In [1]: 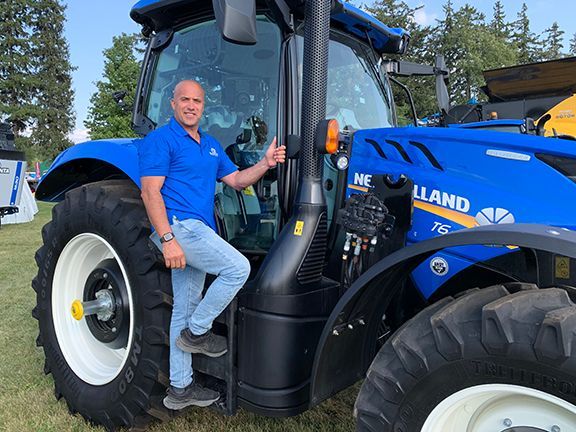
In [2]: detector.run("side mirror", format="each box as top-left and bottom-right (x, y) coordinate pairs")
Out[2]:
(434, 55), (450, 115)
(212, 0), (257, 45)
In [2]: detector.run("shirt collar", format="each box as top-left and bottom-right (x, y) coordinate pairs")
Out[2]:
(169, 117), (204, 141)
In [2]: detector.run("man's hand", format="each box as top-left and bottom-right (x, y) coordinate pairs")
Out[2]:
(162, 239), (186, 269)
(264, 137), (286, 168)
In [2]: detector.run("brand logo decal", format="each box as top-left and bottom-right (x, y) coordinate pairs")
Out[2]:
(353, 172), (372, 187)
(414, 185), (470, 213)
(209, 147), (218, 157)
(430, 257), (449, 276)
(475, 208), (515, 225)
(0, 167), (9, 175)
(556, 110), (574, 119)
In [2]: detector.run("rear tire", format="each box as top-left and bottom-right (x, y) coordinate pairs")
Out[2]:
(32, 180), (173, 431)
(355, 284), (576, 431)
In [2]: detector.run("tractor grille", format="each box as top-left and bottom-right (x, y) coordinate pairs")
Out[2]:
(297, 212), (327, 285)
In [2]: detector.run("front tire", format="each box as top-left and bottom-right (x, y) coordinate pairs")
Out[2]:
(355, 284), (576, 431)
(32, 180), (173, 430)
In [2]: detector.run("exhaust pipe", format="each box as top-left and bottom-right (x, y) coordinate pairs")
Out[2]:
(297, 0), (331, 204)
(250, 0), (331, 292)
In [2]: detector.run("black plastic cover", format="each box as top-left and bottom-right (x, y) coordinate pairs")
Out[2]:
(212, 0), (258, 45)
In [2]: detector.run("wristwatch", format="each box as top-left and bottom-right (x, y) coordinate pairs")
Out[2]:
(160, 232), (175, 243)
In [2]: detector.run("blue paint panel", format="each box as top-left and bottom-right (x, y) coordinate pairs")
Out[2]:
(131, 1), (408, 54)
(347, 126), (576, 298)
(38, 138), (143, 190)
(411, 245), (514, 299)
(10, 161), (23, 205)
(132, 0), (159, 9)
(332, 3), (408, 54)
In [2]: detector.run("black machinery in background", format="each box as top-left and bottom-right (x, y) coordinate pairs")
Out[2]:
(0, 123), (27, 228)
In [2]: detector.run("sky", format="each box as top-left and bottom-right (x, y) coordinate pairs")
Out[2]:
(63, 0), (576, 143)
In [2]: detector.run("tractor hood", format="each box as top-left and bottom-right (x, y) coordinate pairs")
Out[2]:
(130, 0), (409, 54)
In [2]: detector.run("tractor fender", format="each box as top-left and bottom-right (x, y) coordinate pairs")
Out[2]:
(35, 138), (142, 201)
(309, 223), (576, 407)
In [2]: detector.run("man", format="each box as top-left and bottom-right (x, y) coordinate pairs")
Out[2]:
(138, 80), (286, 410)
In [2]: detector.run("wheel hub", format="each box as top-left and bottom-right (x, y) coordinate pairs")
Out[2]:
(75, 259), (130, 349)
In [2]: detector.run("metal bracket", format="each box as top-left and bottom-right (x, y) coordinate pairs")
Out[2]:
(331, 316), (366, 336)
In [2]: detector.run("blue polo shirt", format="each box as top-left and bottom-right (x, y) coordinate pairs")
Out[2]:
(138, 117), (238, 230)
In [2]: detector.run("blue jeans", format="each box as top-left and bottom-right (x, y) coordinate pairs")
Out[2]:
(151, 218), (250, 388)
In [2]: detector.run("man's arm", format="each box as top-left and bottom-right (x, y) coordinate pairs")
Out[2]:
(222, 137), (286, 190)
(140, 176), (186, 269)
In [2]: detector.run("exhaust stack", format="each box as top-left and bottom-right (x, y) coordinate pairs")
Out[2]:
(296, 0), (331, 204)
(237, 1), (339, 414)
(250, 0), (331, 291)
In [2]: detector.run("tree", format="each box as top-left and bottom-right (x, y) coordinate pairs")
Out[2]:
(0, 0), (75, 161)
(430, 3), (517, 105)
(511, 3), (542, 63)
(490, 1), (510, 40)
(0, 0), (36, 135)
(365, 0), (437, 122)
(29, 0), (76, 160)
(85, 33), (142, 140)
(541, 22), (564, 60)
(570, 33), (576, 55)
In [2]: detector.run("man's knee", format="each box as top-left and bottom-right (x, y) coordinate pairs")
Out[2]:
(235, 254), (251, 283)
(220, 251), (250, 284)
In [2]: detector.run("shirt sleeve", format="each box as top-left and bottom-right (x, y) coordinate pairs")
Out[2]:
(216, 142), (238, 181)
(138, 132), (171, 177)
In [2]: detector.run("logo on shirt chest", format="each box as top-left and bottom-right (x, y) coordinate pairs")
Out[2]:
(209, 147), (218, 157)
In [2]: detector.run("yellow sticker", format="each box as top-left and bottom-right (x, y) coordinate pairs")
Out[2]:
(294, 220), (304, 236)
(242, 186), (255, 196)
(555, 256), (570, 279)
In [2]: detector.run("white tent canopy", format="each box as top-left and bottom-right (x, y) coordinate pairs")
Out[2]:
(2, 183), (38, 224)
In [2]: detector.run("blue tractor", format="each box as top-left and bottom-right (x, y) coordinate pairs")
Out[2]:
(33, 1), (576, 431)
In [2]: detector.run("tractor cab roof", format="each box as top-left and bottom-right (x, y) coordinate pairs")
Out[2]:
(130, 0), (409, 54)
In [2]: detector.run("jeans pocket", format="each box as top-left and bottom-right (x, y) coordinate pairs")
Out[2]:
(175, 218), (204, 237)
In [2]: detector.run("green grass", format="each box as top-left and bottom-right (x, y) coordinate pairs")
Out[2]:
(0, 202), (357, 431)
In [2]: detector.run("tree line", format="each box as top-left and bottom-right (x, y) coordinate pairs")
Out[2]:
(1, 0), (575, 161)
(0, 0), (74, 161)
(367, 0), (576, 121)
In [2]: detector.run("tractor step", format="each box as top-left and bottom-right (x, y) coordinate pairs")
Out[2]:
(192, 298), (238, 416)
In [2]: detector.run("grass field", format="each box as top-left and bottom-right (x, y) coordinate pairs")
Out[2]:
(0, 201), (357, 431)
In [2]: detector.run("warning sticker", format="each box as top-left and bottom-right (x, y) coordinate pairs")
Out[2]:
(294, 221), (304, 236)
(555, 256), (570, 279)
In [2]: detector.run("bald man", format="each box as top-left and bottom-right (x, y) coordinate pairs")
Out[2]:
(138, 80), (285, 410)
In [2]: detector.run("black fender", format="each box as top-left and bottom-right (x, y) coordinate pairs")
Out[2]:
(309, 223), (576, 406)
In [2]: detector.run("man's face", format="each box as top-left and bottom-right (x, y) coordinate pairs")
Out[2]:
(171, 81), (205, 131)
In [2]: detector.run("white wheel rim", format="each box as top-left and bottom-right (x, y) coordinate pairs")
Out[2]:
(422, 384), (576, 432)
(52, 233), (134, 385)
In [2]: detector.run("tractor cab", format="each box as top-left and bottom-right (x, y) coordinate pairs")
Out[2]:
(130, 0), (406, 262)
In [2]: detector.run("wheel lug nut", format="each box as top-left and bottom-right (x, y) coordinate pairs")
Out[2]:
(503, 418), (512, 427)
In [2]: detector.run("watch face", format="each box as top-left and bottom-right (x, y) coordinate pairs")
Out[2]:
(161, 232), (174, 243)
